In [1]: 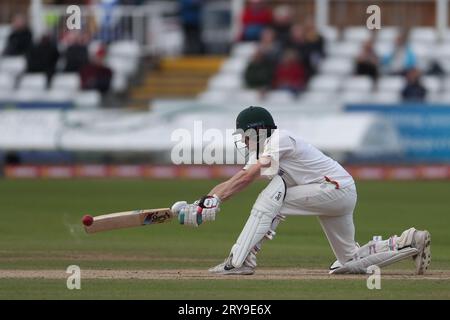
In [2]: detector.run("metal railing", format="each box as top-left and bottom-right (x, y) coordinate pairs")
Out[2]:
(38, 2), (179, 55)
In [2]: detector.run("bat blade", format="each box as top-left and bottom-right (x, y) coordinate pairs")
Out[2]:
(84, 208), (173, 234)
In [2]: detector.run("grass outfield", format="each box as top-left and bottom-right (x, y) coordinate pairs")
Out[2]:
(0, 179), (449, 299)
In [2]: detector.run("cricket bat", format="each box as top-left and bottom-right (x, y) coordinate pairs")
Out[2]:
(83, 208), (174, 234)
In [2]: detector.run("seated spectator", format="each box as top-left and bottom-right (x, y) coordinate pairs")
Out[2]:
(286, 24), (306, 61)
(381, 31), (416, 75)
(402, 68), (427, 102)
(244, 48), (273, 90)
(302, 18), (325, 79)
(272, 5), (293, 47)
(273, 49), (306, 95)
(258, 28), (282, 62)
(3, 14), (33, 56)
(241, 0), (272, 41)
(80, 45), (113, 94)
(26, 34), (60, 83)
(63, 32), (89, 72)
(355, 39), (379, 81)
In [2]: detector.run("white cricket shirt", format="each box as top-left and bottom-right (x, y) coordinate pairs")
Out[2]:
(244, 129), (355, 188)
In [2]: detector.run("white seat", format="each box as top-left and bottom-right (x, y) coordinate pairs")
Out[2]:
(0, 24), (11, 39)
(431, 43), (450, 60)
(339, 90), (370, 104)
(44, 89), (74, 102)
(435, 92), (450, 103)
(18, 74), (47, 91)
(410, 27), (437, 43)
(327, 41), (361, 58)
(234, 90), (261, 103)
(320, 26), (339, 42)
(441, 76), (450, 90)
(377, 76), (405, 92)
(231, 42), (257, 60)
(422, 76), (441, 94)
(74, 91), (101, 109)
(51, 73), (80, 91)
(0, 56), (26, 77)
(108, 40), (141, 59)
(308, 75), (342, 92)
(319, 58), (353, 75)
(410, 42), (432, 60)
(342, 76), (373, 92)
(343, 27), (371, 42)
(374, 41), (394, 57)
(12, 89), (45, 102)
(106, 56), (136, 75)
(220, 58), (247, 74)
(0, 73), (15, 91)
(371, 91), (401, 104)
(299, 91), (335, 104)
(208, 74), (243, 91)
(263, 90), (295, 104)
(377, 27), (399, 42)
(198, 90), (228, 103)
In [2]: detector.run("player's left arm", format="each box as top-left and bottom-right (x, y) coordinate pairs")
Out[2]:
(208, 157), (271, 201)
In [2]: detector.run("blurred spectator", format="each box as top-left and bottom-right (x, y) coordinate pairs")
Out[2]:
(244, 48), (274, 90)
(241, 0), (272, 41)
(355, 39), (379, 81)
(286, 24), (307, 61)
(63, 32), (89, 72)
(402, 68), (427, 102)
(258, 28), (281, 62)
(3, 14), (33, 56)
(80, 45), (113, 94)
(26, 35), (60, 83)
(302, 18), (325, 79)
(178, 0), (205, 54)
(381, 31), (416, 75)
(273, 49), (306, 95)
(272, 5), (293, 47)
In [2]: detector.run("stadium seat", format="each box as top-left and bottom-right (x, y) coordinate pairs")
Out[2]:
(0, 56), (26, 77)
(327, 41), (361, 58)
(411, 42), (432, 60)
(422, 76), (441, 94)
(74, 91), (101, 109)
(340, 90), (370, 104)
(342, 76), (373, 92)
(0, 73), (15, 91)
(377, 76), (405, 92)
(198, 90), (228, 103)
(431, 43), (450, 60)
(13, 89), (45, 102)
(208, 74), (243, 91)
(343, 26), (371, 42)
(320, 26), (339, 42)
(374, 41), (394, 57)
(44, 89), (74, 102)
(0, 24), (10, 39)
(231, 42), (257, 60)
(371, 91), (401, 104)
(376, 27), (399, 42)
(106, 56), (137, 76)
(108, 40), (141, 59)
(0, 90), (11, 101)
(220, 58), (247, 74)
(263, 90), (295, 104)
(234, 89), (261, 103)
(18, 73), (47, 91)
(410, 27), (437, 43)
(308, 75), (342, 92)
(298, 91), (336, 104)
(111, 73), (128, 93)
(319, 58), (353, 75)
(51, 73), (80, 92)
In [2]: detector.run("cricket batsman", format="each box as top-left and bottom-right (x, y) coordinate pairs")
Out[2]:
(171, 106), (431, 275)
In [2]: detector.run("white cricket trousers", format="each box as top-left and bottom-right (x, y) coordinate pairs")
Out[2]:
(280, 181), (358, 264)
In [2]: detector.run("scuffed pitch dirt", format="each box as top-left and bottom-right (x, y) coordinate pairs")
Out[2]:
(1, 269), (450, 280)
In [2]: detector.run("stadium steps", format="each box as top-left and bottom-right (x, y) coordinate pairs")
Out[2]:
(128, 56), (224, 108)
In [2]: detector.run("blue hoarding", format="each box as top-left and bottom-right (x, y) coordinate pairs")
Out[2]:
(346, 104), (450, 163)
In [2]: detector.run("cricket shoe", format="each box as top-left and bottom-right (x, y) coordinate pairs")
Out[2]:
(208, 256), (255, 275)
(411, 229), (431, 275)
